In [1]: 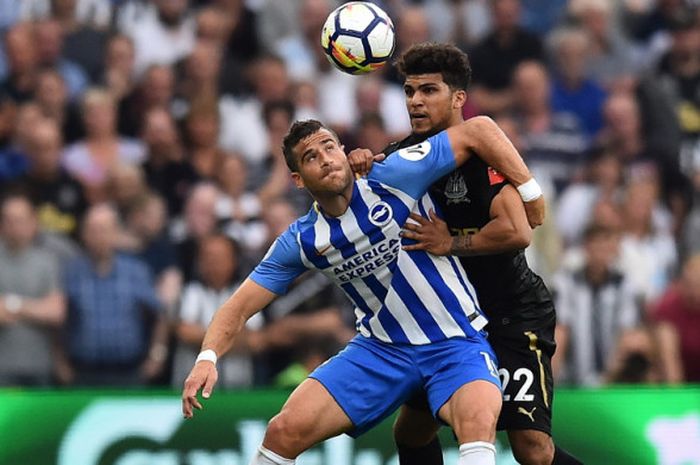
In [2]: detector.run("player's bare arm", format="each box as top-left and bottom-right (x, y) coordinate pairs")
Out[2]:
(402, 185), (532, 256)
(182, 278), (277, 418)
(446, 117), (545, 227)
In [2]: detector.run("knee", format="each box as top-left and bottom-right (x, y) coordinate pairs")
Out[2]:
(265, 411), (313, 456)
(452, 409), (498, 443)
(510, 432), (554, 465)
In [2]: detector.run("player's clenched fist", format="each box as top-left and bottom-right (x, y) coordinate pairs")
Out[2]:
(182, 361), (218, 418)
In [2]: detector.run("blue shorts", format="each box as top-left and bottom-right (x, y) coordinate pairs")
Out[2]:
(308, 333), (500, 437)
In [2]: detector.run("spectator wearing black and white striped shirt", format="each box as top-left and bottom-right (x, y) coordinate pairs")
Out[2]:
(552, 223), (641, 386)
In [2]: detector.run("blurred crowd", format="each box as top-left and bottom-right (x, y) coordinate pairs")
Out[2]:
(0, 0), (699, 390)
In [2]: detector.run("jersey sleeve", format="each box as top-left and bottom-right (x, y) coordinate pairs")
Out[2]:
(370, 130), (456, 199)
(249, 226), (307, 295)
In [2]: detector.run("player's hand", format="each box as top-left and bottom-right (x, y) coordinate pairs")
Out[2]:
(182, 361), (218, 419)
(347, 148), (385, 176)
(401, 210), (452, 256)
(524, 196), (546, 228)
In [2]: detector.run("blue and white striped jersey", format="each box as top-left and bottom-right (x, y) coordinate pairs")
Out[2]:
(250, 130), (487, 345)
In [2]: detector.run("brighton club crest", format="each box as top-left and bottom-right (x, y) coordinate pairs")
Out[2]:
(444, 173), (470, 204)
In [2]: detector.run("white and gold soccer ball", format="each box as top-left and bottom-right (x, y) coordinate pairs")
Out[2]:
(320, 1), (395, 75)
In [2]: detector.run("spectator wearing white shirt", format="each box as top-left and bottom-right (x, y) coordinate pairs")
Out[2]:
(553, 223), (641, 386)
(172, 234), (264, 388)
(121, 0), (196, 76)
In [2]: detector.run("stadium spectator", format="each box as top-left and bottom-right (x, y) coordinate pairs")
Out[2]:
(118, 64), (177, 137)
(618, 174), (677, 304)
(102, 34), (137, 105)
(178, 40), (224, 105)
(122, 0), (196, 76)
(549, 26), (608, 137)
(33, 68), (83, 144)
(183, 99), (226, 180)
(0, 102), (44, 181)
(216, 155), (268, 254)
(652, 254), (700, 383)
(210, 0), (261, 66)
(597, 92), (682, 194)
(275, 0), (333, 82)
(469, 0), (544, 114)
(655, 8), (700, 180)
(58, 203), (167, 386)
(511, 60), (588, 192)
(105, 163), (148, 219)
(52, 0), (110, 82)
(1, 22), (40, 104)
(553, 223), (641, 386)
(556, 148), (624, 246)
(172, 234), (264, 388)
(567, 0), (644, 87)
(354, 76), (410, 139)
(63, 88), (145, 202)
(0, 192), (65, 386)
(14, 118), (87, 237)
(171, 182), (221, 283)
(123, 191), (182, 315)
(140, 106), (198, 216)
(34, 18), (89, 100)
(194, 6), (245, 96)
(219, 54), (289, 163)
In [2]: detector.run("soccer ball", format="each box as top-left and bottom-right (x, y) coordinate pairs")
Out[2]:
(320, 2), (395, 75)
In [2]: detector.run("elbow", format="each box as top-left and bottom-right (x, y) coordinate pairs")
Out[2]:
(510, 224), (532, 250)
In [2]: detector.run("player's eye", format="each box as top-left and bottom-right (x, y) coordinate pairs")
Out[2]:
(404, 88), (414, 97)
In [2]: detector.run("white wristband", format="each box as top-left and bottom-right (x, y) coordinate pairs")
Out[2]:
(517, 178), (542, 202)
(195, 349), (218, 365)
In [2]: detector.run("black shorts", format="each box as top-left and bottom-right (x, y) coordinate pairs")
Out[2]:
(489, 311), (556, 434)
(405, 311), (556, 435)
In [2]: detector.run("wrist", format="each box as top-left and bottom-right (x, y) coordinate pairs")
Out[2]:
(196, 349), (218, 365)
(517, 178), (542, 202)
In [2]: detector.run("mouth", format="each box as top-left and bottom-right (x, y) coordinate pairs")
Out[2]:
(410, 113), (428, 123)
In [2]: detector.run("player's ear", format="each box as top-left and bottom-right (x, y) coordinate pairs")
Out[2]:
(291, 172), (305, 189)
(453, 89), (467, 109)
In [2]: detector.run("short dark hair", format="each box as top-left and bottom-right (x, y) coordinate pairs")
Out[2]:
(282, 119), (336, 171)
(396, 42), (472, 91)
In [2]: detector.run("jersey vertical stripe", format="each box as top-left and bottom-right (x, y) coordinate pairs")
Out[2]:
(287, 178), (488, 345)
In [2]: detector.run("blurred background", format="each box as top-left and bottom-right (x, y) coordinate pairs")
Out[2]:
(0, 0), (698, 464)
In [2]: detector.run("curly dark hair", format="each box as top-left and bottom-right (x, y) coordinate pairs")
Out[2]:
(282, 119), (339, 171)
(395, 42), (472, 91)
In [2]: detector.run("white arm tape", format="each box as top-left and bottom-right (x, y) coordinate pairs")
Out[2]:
(516, 178), (543, 202)
(195, 349), (218, 365)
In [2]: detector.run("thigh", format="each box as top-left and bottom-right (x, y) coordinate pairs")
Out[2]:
(491, 318), (556, 435)
(309, 336), (422, 437)
(276, 377), (355, 441)
(419, 335), (502, 420)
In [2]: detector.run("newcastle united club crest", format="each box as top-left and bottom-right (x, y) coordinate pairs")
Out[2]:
(444, 172), (470, 204)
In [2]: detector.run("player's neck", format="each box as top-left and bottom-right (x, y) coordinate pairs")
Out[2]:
(314, 183), (354, 217)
